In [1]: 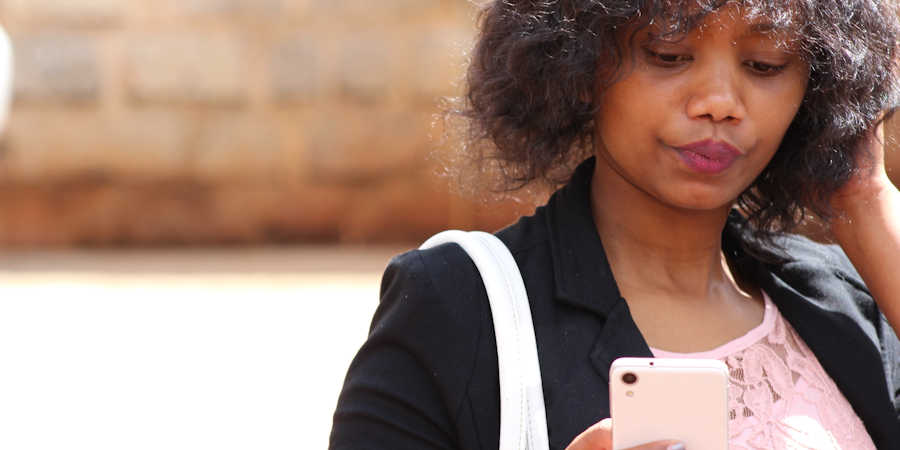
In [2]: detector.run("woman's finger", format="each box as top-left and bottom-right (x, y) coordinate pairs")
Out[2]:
(566, 418), (684, 450)
(630, 440), (685, 450)
(566, 418), (613, 450)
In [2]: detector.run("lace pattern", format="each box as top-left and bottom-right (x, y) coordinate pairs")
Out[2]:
(652, 295), (875, 449)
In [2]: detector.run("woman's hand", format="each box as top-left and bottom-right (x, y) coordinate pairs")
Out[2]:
(830, 119), (894, 211)
(565, 418), (685, 450)
(830, 118), (900, 334)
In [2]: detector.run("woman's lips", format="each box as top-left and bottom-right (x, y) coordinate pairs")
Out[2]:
(673, 140), (742, 174)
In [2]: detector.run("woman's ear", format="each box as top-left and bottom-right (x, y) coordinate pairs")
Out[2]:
(0, 24), (12, 136)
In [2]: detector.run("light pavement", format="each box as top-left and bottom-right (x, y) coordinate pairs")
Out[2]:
(0, 246), (409, 450)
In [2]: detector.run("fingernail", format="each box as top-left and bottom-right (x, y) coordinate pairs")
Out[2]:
(667, 444), (685, 450)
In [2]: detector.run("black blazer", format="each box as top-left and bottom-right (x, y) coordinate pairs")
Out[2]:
(330, 158), (900, 450)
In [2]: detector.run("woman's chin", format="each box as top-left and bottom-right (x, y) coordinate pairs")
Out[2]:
(662, 192), (738, 214)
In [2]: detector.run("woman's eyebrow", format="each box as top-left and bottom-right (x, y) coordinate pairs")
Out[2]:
(644, 29), (688, 43)
(740, 22), (789, 38)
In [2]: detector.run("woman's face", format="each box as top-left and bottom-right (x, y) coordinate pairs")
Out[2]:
(592, 4), (809, 212)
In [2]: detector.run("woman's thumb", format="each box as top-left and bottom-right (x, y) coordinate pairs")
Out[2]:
(632, 441), (684, 450)
(566, 418), (685, 450)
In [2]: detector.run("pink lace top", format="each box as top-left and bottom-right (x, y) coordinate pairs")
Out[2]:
(650, 293), (875, 449)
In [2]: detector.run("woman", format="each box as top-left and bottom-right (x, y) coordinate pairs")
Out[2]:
(331, 1), (900, 448)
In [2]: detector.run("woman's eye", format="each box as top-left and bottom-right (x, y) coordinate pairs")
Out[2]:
(644, 49), (691, 67)
(745, 60), (788, 75)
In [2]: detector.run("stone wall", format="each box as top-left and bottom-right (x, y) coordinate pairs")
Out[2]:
(0, 1), (898, 247)
(0, 0), (536, 246)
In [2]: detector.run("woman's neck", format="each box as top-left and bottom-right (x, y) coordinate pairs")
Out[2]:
(590, 161), (746, 304)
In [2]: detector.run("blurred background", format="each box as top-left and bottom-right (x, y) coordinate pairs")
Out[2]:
(0, 1), (899, 450)
(0, 1), (537, 449)
(0, 0), (530, 247)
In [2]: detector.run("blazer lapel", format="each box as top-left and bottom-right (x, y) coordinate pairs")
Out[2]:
(544, 299), (653, 450)
(589, 300), (654, 382)
(540, 158), (659, 448)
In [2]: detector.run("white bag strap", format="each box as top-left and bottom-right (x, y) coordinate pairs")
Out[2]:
(0, 25), (13, 135)
(420, 230), (549, 450)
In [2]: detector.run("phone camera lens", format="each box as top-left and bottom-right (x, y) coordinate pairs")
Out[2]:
(622, 372), (638, 385)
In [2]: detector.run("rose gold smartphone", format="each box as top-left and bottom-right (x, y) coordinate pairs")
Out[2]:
(610, 357), (729, 450)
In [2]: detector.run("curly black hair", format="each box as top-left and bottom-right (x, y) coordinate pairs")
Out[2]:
(450, 0), (900, 247)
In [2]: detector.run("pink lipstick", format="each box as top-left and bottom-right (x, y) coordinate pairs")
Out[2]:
(674, 140), (742, 174)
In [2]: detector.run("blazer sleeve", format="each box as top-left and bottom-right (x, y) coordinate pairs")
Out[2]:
(329, 246), (489, 450)
(823, 243), (900, 418)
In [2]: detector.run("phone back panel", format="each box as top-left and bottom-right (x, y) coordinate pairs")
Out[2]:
(610, 357), (729, 450)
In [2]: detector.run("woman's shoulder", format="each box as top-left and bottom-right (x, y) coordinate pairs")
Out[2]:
(770, 233), (869, 295)
(372, 212), (555, 365)
(332, 243), (499, 450)
(765, 233), (897, 344)
(378, 242), (490, 335)
(383, 233), (546, 313)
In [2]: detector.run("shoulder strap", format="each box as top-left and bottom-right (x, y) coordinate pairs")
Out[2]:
(0, 25), (12, 135)
(420, 230), (549, 450)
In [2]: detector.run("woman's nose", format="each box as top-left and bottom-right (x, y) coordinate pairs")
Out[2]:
(684, 63), (746, 124)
